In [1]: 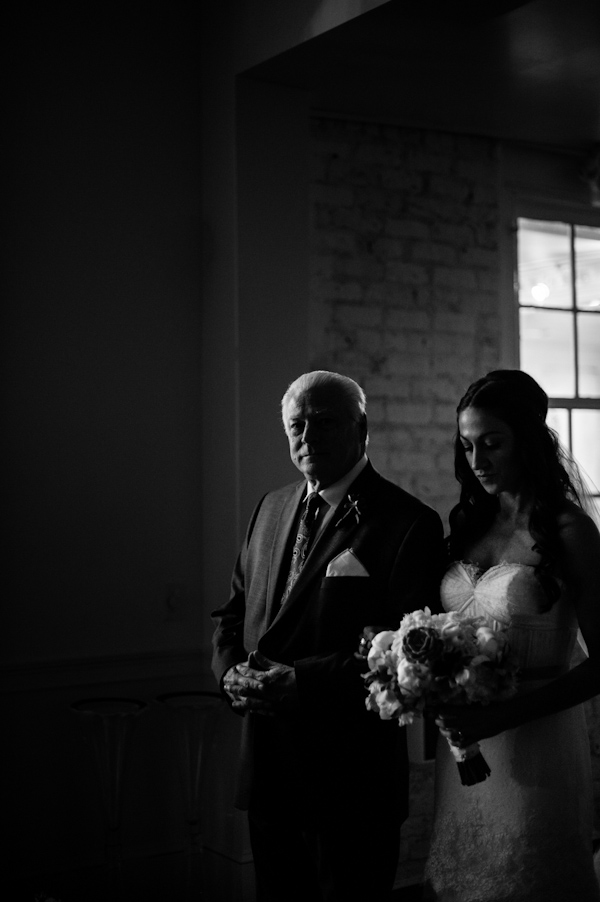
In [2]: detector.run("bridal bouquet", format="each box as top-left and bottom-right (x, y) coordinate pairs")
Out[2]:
(359, 608), (518, 785)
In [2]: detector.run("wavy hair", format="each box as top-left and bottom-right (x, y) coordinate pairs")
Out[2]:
(281, 370), (367, 426)
(448, 370), (583, 606)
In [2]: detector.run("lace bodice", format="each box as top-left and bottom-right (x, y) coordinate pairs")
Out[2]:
(441, 560), (579, 675)
(425, 561), (599, 902)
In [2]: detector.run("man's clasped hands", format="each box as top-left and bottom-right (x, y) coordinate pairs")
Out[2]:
(223, 650), (298, 715)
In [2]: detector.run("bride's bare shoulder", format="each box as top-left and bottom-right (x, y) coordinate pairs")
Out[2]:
(557, 501), (600, 556)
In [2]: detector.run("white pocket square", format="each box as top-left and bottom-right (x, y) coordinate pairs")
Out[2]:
(326, 549), (369, 577)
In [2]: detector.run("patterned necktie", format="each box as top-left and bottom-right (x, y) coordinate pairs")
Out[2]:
(280, 492), (324, 605)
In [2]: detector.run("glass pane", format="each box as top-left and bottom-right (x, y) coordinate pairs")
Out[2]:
(588, 497), (600, 530)
(572, 410), (600, 490)
(577, 312), (600, 397)
(517, 218), (572, 309)
(519, 308), (575, 396)
(574, 225), (600, 311)
(547, 408), (570, 451)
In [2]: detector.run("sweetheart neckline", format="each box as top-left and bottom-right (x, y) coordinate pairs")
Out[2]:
(452, 560), (566, 597)
(458, 559), (537, 576)
(454, 560), (542, 588)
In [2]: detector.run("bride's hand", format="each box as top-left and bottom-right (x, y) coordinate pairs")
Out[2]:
(435, 702), (511, 747)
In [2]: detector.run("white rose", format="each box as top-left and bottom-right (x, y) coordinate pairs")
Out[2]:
(375, 687), (402, 720)
(396, 658), (431, 695)
(440, 619), (465, 642)
(398, 710), (416, 727)
(475, 626), (506, 660)
(454, 667), (471, 686)
(367, 630), (396, 669)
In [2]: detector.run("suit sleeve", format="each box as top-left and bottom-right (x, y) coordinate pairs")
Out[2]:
(388, 506), (446, 618)
(294, 505), (445, 707)
(210, 497), (265, 688)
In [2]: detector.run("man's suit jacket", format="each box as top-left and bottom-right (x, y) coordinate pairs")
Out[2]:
(212, 461), (444, 822)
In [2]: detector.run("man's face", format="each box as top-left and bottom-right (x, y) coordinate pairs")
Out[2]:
(283, 387), (367, 490)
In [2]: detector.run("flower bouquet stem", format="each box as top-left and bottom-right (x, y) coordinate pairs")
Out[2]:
(447, 739), (491, 786)
(359, 610), (518, 790)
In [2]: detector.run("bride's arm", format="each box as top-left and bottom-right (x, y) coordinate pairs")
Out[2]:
(438, 508), (600, 746)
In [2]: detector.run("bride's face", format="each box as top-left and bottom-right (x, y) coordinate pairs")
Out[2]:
(458, 406), (523, 496)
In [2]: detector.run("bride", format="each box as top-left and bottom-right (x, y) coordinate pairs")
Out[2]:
(424, 370), (600, 902)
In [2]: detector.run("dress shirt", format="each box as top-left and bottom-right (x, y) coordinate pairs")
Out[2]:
(305, 454), (369, 540)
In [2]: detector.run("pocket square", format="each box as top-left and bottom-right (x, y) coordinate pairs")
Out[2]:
(326, 548), (369, 577)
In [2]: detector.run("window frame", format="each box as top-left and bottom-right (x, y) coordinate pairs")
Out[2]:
(509, 197), (600, 504)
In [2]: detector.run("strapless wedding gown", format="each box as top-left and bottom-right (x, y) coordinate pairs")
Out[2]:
(423, 561), (599, 902)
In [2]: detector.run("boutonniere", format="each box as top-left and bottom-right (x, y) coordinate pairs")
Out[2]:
(334, 493), (366, 528)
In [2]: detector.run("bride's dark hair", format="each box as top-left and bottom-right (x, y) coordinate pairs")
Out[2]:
(448, 370), (583, 606)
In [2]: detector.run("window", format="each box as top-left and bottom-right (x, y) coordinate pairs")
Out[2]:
(517, 217), (600, 517)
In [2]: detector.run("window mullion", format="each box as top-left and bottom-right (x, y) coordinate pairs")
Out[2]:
(570, 224), (580, 399)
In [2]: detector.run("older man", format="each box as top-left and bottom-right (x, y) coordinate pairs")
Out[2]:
(212, 370), (444, 902)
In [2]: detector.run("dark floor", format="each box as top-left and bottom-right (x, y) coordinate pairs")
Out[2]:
(392, 888), (423, 901)
(26, 852), (425, 902)
(18, 850), (252, 902)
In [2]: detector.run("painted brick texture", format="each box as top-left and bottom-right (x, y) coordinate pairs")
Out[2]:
(307, 116), (600, 885)
(309, 117), (501, 526)
(308, 117), (504, 884)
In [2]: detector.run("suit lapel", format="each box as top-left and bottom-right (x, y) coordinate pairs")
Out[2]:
(265, 481), (305, 623)
(270, 464), (381, 621)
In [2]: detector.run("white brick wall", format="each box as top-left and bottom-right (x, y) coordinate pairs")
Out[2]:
(307, 116), (600, 882)
(307, 117), (504, 883)
(309, 116), (501, 526)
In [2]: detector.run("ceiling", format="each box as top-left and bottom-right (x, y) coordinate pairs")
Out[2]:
(245, 0), (600, 154)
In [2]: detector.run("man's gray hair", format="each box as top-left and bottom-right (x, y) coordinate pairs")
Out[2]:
(281, 370), (367, 425)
